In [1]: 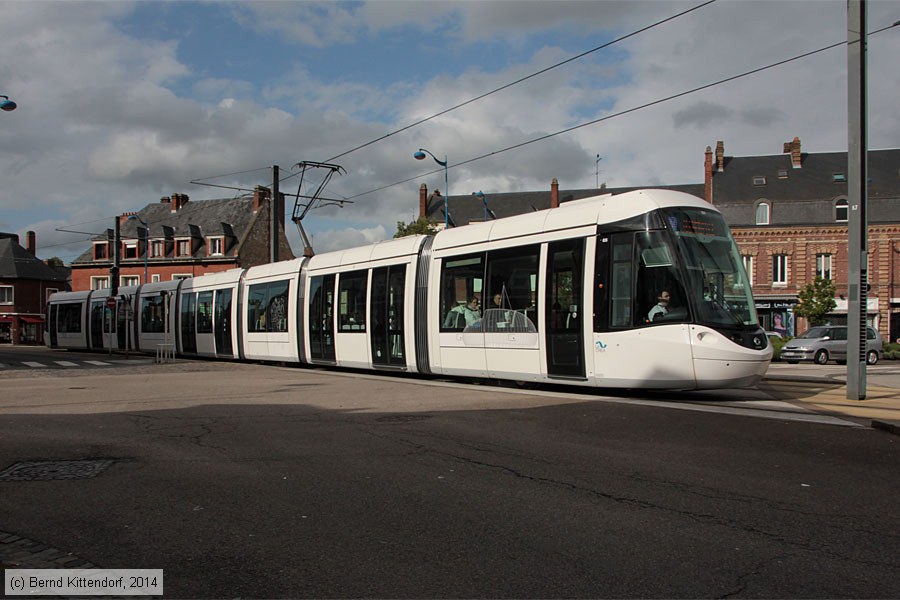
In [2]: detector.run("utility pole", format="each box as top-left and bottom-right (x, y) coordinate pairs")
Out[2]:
(270, 164), (280, 263)
(109, 218), (120, 297)
(847, 0), (868, 400)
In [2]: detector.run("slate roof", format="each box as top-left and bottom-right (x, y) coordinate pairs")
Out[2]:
(71, 196), (260, 264)
(429, 183), (705, 226)
(0, 237), (69, 282)
(712, 148), (900, 226)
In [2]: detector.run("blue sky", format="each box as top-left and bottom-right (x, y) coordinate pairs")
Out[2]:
(1, 1), (898, 262)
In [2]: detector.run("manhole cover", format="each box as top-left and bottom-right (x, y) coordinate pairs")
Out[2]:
(0, 459), (115, 481)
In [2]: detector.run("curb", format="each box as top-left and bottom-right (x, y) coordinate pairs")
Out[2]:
(872, 420), (900, 436)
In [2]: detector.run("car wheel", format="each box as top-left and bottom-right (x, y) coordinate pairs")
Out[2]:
(814, 349), (829, 365)
(867, 350), (879, 365)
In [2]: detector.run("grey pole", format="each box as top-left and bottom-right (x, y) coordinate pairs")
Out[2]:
(847, 0), (868, 400)
(271, 164), (280, 263)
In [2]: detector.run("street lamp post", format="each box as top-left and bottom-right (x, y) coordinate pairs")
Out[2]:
(0, 95), (17, 112)
(473, 191), (490, 222)
(413, 148), (449, 229)
(127, 215), (149, 284)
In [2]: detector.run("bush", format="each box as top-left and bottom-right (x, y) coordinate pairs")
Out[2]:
(770, 336), (791, 361)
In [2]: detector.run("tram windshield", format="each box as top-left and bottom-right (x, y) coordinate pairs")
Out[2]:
(662, 207), (759, 329)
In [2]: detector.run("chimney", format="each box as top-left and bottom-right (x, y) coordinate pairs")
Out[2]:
(783, 136), (802, 168)
(253, 185), (270, 212)
(715, 140), (725, 172)
(26, 231), (36, 255)
(171, 193), (190, 212)
(419, 184), (428, 219)
(550, 178), (559, 209)
(704, 145), (714, 204)
(160, 196), (171, 204)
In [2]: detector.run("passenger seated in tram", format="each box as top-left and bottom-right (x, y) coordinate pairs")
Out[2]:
(443, 297), (481, 329)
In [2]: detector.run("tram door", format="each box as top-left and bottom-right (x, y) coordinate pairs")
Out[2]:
(214, 289), (233, 356)
(48, 305), (58, 348)
(180, 292), (197, 354)
(370, 266), (406, 367)
(309, 274), (336, 362)
(545, 239), (585, 378)
(90, 301), (104, 349)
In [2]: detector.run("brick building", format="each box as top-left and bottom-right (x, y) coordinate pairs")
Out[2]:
(0, 231), (70, 345)
(416, 137), (900, 341)
(70, 187), (294, 291)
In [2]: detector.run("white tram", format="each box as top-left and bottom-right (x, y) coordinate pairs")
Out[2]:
(47, 189), (772, 389)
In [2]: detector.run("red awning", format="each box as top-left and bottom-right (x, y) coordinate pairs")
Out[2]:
(0, 316), (13, 323)
(19, 316), (45, 324)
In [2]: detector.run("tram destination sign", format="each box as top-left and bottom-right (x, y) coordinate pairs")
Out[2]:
(666, 212), (726, 237)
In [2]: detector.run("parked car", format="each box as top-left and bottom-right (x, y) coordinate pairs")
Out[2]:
(780, 325), (883, 365)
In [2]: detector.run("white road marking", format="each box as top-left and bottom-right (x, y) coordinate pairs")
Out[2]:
(84, 360), (111, 366)
(23, 361), (47, 368)
(54, 361), (79, 367)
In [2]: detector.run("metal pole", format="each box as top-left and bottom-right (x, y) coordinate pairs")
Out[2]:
(271, 164), (280, 263)
(443, 157), (449, 230)
(143, 226), (149, 283)
(110, 218), (120, 297)
(847, 0), (868, 400)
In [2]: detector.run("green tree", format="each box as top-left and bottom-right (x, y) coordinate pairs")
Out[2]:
(793, 277), (837, 327)
(46, 257), (65, 267)
(394, 217), (439, 238)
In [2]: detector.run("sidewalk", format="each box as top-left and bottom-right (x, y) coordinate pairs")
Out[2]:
(762, 369), (900, 434)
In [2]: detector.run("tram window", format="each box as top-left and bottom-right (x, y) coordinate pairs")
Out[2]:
(485, 245), (539, 332)
(247, 280), (290, 333)
(58, 303), (83, 333)
(440, 254), (484, 331)
(609, 237), (634, 328)
(197, 291), (213, 334)
(635, 231), (688, 326)
(338, 270), (368, 332)
(141, 295), (166, 333)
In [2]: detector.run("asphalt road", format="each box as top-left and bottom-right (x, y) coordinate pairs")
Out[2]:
(1, 360), (899, 598)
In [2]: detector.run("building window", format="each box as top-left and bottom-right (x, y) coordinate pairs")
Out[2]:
(151, 240), (164, 258)
(91, 277), (110, 290)
(46, 288), (59, 302)
(172, 274), (191, 281)
(93, 242), (108, 260)
(832, 173), (847, 183)
(0, 285), (13, 304)
(121, 275), (140, 287)
(777, 169), (788, 179)
(752, 176), (766, 186)
(755, 202), (770, 225)
(177, 240), (191, 257)
(208, 237), (224, 256)
(816, 254), (833, 280)
(151, 274), (161, 283)
(741, 255), (754, 286)
(123, 241), (138, 259)
(773, 255), (788, 285)
(835, 199), (849, 222)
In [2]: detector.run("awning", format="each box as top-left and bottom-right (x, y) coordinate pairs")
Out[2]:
(0, 316), (12, 324)
(19, 316), (45, 324)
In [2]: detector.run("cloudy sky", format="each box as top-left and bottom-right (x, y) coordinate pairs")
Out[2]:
(1, 0), (898, 261)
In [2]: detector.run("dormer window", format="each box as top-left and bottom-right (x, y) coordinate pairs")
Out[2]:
(208, 237), (224, 256)
(835, 199), (849, 222)
(93, 242), (108, 260)
(752, 176), (766, 186)
(777, 169), (788, 179)
(176, 239), (192, 257)
(832, 173), (847, 183)
(124, 241), (138, 259)
(151, 240), (164, 258)
(755, 201), (770, 225)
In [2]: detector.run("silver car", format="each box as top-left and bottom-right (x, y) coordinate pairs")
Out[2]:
(781, 325), (883, 365)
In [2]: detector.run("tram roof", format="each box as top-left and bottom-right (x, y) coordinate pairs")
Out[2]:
(432, 188), (715, 252)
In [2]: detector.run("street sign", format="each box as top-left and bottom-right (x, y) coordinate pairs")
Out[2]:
(106, 296), (116, 309)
